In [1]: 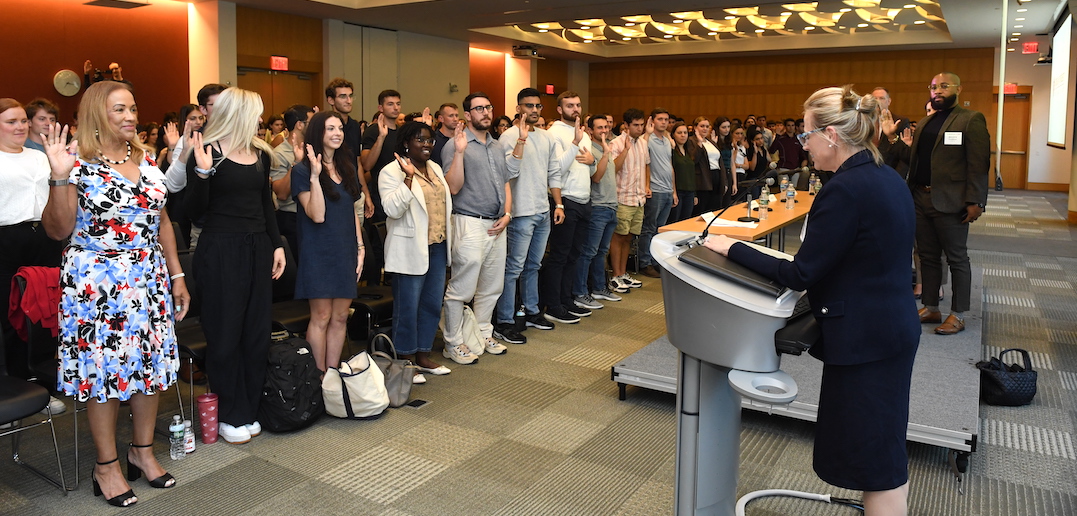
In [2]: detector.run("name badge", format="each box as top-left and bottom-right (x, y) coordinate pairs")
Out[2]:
(944, 132), (963, 145)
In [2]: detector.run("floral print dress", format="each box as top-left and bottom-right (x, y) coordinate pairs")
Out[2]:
(57, 157), (178, 402)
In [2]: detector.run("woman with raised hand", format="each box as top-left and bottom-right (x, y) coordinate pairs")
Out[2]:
(185, 87), (285, 445)
(40, 82), (189, 508)
(379, 121), (453, 383)
(291, 111), (364, 372)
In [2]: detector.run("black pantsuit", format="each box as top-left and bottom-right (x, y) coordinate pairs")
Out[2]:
(539, 198), (591, 310)
(194, 231), (274, 426)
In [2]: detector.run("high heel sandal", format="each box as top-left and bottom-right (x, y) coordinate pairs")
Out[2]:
(127, 443), (177, 488)
(92, 458), (137, 507)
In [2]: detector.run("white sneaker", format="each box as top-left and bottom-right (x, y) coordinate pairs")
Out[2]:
(443, 344), (478, 365)
(619, 274), (643, 288)
(608, 277), (630, 293)
(412, 373), (427, 384)
(219, 422), (251, 444)
(41, 396), (66, 416)
(573, 294), (604, 310)
(591, 288), (623, 302)
(484, 337), (507, 355)
(245, 421), (261, 437)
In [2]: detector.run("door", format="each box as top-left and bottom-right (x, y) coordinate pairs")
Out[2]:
(992, 91), (1032, 190)
(237, 68), (317, 122)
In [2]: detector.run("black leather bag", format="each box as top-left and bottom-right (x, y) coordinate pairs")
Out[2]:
(976, 348), (1037, 406)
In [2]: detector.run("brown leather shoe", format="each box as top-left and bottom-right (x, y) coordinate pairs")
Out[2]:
(640, 265), (661, 278)
(934, 314), (965, 335)
(918, 307), (942, 324)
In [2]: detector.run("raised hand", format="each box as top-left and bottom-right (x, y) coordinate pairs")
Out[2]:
(452, 122), (466, 150)
(394, 152), (416, 178)
(162, 121), (179, 149)
(880, 109), (898, 137)
(306, 144), (322, 177)
(83, 60), (93, 75)
(291, 131), (305, 163)
(645, 117), (655, 135)
(572, 116), (585, 145)
(43, 123), (78, 179)
(190, 132), (214, 173)
(420, 107), (432, 127)
(515, 115), (529, 140)
(377, 113), (389, 137)
(900, 127), (913, 146)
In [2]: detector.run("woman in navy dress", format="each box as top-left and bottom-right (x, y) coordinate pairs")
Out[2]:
(292, 111), (364, 372)
(705, 86), (920, 515)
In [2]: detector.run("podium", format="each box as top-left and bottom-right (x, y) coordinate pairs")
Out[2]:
(651, 231), (802, 516)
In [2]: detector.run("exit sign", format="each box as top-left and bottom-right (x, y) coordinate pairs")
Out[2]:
(270, 56), (289, 71)
(1003, 83), (1018, 95)
(546, 84), (555, 95)
(1022, 41), (1039, 54)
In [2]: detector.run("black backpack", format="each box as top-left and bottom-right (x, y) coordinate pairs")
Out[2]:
(258, 337), (324, 432)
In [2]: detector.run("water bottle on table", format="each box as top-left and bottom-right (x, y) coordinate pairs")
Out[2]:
(785, 185), (796, 210)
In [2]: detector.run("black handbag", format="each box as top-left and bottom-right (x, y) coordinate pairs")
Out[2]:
(976, 348), (1037, 406)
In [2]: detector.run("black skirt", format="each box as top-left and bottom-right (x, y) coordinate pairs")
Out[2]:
(812, 343), (918, 491)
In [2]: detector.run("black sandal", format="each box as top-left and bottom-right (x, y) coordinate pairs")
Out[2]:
(127, 443), (177, 488)
(93, 458), (137, 507)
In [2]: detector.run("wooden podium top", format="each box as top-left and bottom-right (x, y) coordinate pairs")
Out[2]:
(659, 192), (816, 241)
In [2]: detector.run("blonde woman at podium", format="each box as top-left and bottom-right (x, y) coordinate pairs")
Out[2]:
(704, 86), (920, 516)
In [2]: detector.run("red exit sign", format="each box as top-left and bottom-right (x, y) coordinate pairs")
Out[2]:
(270, 56), (289, 71)
(1022, 41), (1039, 54)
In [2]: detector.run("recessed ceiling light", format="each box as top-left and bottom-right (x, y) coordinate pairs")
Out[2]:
(903, 3), (915, 7)
(857, 23), (868, 27)
(781, 11), (791, 16)
(914, 20), (925, 24)
(806, 26), (815, 30)
(755, 29), (765, 33)
(1007, 48), (1015, 51)
(625, 22), (635, 26)
(1015, 18), (1025, 21)
(1013, 32), (1021, 35)
(538, 29), (547, 32)
(839, 8), (851, 13)
(1017, 8), (1027, 12)
(673, 19), (683, 23)
(623, 37), (631, 40)
(707, 31), (717, 35)
(664, 34), (673, 38)
(584, 40), (592, 43)
(1010, 37), (1019, 41)
(1014, 25), (1024, 28)
(725, 16), (736, 20)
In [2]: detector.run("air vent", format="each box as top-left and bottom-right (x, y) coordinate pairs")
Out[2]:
(84, 0), (150, 9)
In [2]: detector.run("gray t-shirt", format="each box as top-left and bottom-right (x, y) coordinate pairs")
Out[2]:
(647, 133), (674, 193)
(442, 127), (519, 218)
(270, 139), (297, 213)
(590, 142), (617, 208)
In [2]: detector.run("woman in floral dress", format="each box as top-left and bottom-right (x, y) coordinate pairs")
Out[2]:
(41, 81), (189, 508)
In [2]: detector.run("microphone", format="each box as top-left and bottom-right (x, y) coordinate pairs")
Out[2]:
(695, 169), (780, 243)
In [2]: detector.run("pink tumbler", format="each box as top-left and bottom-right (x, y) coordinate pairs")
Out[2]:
(196, 393), (219, 444)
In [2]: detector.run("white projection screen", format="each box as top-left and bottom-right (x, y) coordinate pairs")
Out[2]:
(1047, 14), (1071, 148)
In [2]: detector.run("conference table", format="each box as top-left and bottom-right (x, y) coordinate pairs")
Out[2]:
(659, 191), (816, 252)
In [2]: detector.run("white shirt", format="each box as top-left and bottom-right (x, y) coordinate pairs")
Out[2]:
(702, 140), (722, 171)
(164, 137), (186, 193)
(545, 120), (592, 204)
(0, 148), (51, 225)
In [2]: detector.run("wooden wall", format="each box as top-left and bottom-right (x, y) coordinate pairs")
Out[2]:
(3, 0), (189, 126)
(235, 6), (324, 116)
(469, 49), (506, 121)
(535, 58), (569, 122)
(589, 48), (996, 130)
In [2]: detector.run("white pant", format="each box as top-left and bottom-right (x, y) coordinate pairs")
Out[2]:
(443, 214), (506, 346)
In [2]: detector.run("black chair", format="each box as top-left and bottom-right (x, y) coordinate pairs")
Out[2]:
(271, 239), (311, 335)
(0, 322), (67, 494)
(174, 251), (207, 419)
(350, 224), (393, 354)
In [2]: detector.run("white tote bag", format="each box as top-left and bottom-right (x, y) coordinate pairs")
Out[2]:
(322, 351), (389, 419)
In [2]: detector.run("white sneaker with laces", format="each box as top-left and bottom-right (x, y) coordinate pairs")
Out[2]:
(619, 274), (643, 288)
(443, 344), (478, 365)
(484, 337), (507, 355)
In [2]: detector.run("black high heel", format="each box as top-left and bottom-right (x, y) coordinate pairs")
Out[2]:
(92, 458), (137, 507)
(127, 443), (176, 488)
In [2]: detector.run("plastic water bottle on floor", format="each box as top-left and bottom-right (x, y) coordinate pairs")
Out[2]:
(786, 186), (796, 210)
(183, 419), (196, 454)
(169, 415), (185, 460)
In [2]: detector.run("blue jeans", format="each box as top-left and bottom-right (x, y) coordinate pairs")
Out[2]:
(670, 190), (695, 223)
(574, 205), (617, 297)
(496, 212), (550, 324)
(391, 242), (447, 355)
(638, 191), (673, 268)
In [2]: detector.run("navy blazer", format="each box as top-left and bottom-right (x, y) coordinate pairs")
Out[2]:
(728, 150), (920, 365)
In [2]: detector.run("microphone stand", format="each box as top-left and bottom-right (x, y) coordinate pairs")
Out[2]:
(679, 169), (779, 247)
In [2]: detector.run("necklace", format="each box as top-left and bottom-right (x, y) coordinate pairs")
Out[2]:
(101, 141), (132, 165)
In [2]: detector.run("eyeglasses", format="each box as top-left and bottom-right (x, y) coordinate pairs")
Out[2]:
(469, 105), (494, 113)
(521, 103), (543, 110)
(797, 127), (824, 147)
(927, 83), (956, 92)
(413, 138), (435, 145)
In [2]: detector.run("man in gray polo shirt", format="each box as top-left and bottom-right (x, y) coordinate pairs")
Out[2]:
(440, 92), (518, 364)
(638, 108), (676, 278)
(573, 114), (623, 304)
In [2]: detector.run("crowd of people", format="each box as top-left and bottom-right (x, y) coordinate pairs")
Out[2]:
(1, 67), (984, 514)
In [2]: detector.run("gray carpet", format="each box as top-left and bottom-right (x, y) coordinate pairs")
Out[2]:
(1, 189), (1075, 515)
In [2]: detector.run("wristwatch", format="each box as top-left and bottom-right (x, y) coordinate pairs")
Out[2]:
(48, 179), (69, 187)
(555, 204), (565, 210)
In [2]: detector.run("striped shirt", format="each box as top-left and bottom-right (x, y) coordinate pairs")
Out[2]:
(608, 132), (649, 207)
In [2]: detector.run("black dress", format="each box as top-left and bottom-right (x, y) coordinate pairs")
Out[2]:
(291, 162), (359, 299)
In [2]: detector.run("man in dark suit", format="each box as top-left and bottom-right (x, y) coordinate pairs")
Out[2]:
(873, 87), (910, 179)
(880, 72), (990, 335)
